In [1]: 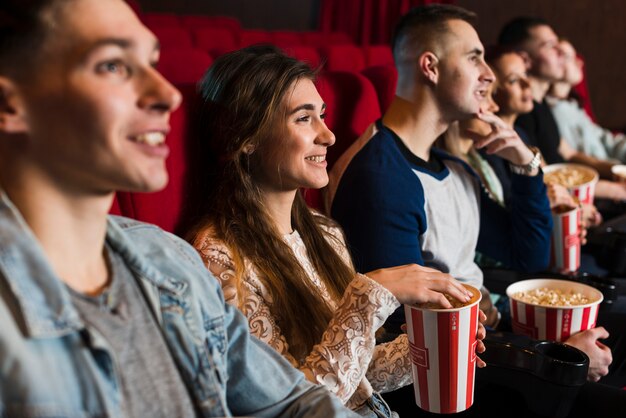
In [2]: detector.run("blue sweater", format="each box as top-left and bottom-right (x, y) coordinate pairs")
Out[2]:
(331, 122), (553, 331)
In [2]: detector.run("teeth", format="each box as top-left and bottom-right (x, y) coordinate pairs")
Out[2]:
(134, 132), (165, 146)
(305, 155), (325, 163)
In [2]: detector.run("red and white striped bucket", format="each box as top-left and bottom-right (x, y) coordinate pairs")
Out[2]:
(405, 285), (481, 414)
(506, 279), (603, 342)
(550, 206), (581, 273)
(544, 163), (599, 205)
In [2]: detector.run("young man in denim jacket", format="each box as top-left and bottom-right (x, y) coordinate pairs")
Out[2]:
(0, 0), (357, 416)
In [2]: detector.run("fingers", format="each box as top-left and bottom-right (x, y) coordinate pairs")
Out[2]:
(478, 310), (487, 323)
(588, 326), (610, 340)
(475, 110), (507, 130)
(476, 322), (486, 341)
(476, 355), (487, 368)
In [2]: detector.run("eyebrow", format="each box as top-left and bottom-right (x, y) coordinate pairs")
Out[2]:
(81, 38), (160, 59)
(466, 47), (483, 57)
(288, 103), (327, 115)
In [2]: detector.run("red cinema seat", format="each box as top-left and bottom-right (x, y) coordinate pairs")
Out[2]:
(361, 65), (398, 113)
(571, 53), (597, 122)
(316, 71), (381, 169)
(115, 84), (199, 233)
(271, 31), (303, 48)
(142, 13), (181, 28)
(151, 27), (193, 50)
(180, 15), (214, 29)
(364, 45), (394, 67)
(323, 44), (365, 72)
(109, 195), (122, 216)
(302, 32), (325, 48)
(192, 27), (237, 57)
(239, 30), (272, 47)
(158, 49), (213, 85)
(284, 46), (322, 69)
(205, 16), (241, 33)
(326, 32), (353, 45)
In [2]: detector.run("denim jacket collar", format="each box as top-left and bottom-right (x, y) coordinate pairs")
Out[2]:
(0, 190), (186, 339)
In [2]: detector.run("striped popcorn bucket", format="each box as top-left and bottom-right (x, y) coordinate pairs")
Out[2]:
(544, 163), (599, 205)
(550, 206), (582, 273)
(405, 285), (482, 414)
(507, 279), (603, 342)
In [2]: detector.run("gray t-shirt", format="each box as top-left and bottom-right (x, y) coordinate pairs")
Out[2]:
(68, 245), (197, 418)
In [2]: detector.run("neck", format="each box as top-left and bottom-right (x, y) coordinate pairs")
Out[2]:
(382, 93), (450, 161)
(549, 81), (572, 100)
(529, 75), (551, 102)
(0, 167), (113, 295)
(260, 188), (297, 235)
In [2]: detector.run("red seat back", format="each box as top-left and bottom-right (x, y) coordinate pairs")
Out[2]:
(284, 46), (321, 69)
(364, 45), (394, 67)
(271, 31), (303, 48)
(158, 49), (213, 85)
(316, 71), (381, 169)
(151, 26), (192, 49)
(142, 13), (181, 28)
(192, 27), (237, 56)
(361, 65), (398, 113)
(239, 30), (272, 47)
(323, 44), (365, 72)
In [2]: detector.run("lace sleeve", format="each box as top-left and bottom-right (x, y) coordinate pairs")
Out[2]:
(194, 235), (301, 367)
(301, 273), (400, 404)
(366, 334), (413, 393)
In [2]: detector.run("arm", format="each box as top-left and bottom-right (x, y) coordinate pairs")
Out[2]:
(365, 334), (413, 393)
(220, 291), (359, 417)
(474, 112), (553, 272)
(196, 235), (402, 405)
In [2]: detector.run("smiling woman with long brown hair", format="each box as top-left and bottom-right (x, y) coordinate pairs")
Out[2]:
(185, 45), (479, 417)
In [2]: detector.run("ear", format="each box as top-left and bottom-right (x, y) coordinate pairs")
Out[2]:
(418, 51), (440, 84)
(242, 143), (256, 155)
(0, 77), (29, 134)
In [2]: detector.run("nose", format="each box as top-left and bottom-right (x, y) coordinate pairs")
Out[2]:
(481, 61), (496, 84)
(138, 66), (183, 113)
(488, 97), (499, 113)
(520, 77), (531, 89)
(315, 118), (335, 147)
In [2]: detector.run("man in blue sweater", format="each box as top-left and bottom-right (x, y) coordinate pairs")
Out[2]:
(331, 4), (551, 332)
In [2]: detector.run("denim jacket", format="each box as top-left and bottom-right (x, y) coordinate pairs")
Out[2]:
(0, 192), (357, 418)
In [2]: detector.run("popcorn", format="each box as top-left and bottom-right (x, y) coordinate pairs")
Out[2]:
(513, 287), (591, 307)
(544, 167), (595, 188)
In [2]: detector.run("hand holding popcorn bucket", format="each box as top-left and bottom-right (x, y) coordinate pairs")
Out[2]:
(405, 284), (481, 414)
(506, 279), (603, 342)
(543, 163), (599, 205)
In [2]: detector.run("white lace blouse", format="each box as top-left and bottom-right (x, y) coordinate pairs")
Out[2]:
(193, 224), (413, 409)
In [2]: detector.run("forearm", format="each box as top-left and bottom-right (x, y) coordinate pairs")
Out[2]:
(366, 334), (413, 393)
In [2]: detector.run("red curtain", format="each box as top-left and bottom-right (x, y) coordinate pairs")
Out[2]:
(319, 0), (455, 45)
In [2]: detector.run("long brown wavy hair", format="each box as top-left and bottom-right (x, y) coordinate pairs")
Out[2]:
(185, 45), (355, 360)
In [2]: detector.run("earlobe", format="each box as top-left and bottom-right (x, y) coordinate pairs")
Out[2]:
(0, 77), (28, 134)
(242, 143), (256, 155)
(418, 52), (439, 84)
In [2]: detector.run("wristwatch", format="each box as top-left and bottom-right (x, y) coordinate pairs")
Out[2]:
(509, 146), (542, 176)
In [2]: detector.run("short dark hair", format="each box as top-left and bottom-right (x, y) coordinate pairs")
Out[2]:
(497, 16), (549, 49)
(0, 0), (71, 79)
(391, 4), (476, 63)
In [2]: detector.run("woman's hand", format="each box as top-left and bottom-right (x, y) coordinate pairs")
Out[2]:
(470, 111), (537, 171)
(564, 327), (612, 382)
(366, 264), (472, 308)
(546, 183), (577, 209)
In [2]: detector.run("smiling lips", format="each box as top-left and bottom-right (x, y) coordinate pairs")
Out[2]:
(132, 132), (166, 146)
(305, 155), (326, 163)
